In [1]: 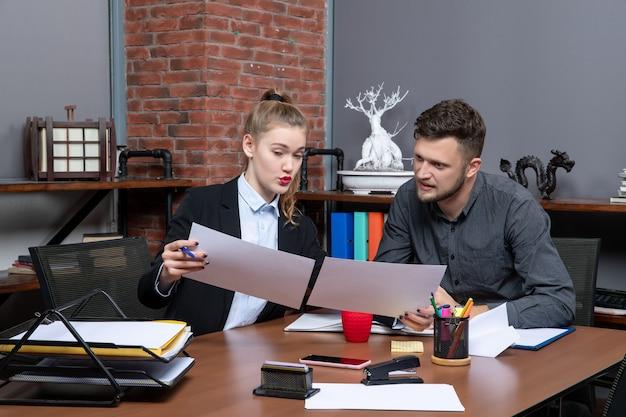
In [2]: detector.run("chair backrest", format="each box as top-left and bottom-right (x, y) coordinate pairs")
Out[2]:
(603, 354), (626, 417)
(29, 237), (164, 319)
(552, 237), (601, 326)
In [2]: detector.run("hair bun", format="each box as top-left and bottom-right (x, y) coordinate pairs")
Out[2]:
(266, 93), (284, 102)
(261, 89), (292, 104)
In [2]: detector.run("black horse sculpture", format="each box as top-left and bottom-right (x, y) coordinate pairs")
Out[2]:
(499, 150), (575, 199)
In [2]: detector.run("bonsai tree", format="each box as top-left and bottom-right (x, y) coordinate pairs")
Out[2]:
(345, 83), (409, 171)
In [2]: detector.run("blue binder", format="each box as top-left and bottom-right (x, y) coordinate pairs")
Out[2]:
(330, 212), (354, 259)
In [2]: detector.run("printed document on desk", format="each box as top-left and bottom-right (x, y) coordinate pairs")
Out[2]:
(284, 312), (433, 336)
(305, 383), (464, 411)
(469, 303), (519, 357)
(468, 303), (574, 353)
(307, 257), (445, 318)
(185, 222), (315, 309)
(3, 320), (191, 359)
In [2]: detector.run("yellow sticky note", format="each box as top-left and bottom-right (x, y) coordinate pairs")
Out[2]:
(391, 340), (424, 353)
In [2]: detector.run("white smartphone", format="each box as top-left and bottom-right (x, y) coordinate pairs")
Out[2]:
(299, 354), (371, 369)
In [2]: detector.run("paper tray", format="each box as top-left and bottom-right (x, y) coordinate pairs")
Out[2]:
(8, 356), (195, 388)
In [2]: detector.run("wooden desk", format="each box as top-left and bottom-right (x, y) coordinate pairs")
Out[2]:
(0, 178), (193, 244)
(2, 316), (625, 416)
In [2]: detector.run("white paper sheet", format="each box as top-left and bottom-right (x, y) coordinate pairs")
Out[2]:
(284, 312), (433, 336)
(307, 257), (446, 318)
(11, 321), (186, 350)
(468, 303), (520, 357)
(185, 222), (315, 309)
(305, 383), (464, 412)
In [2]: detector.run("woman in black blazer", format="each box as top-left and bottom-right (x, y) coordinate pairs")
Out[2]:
(138, 90), (325, 335)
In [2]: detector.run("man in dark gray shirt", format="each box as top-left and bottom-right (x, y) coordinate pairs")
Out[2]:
(376, 99), (575, 329)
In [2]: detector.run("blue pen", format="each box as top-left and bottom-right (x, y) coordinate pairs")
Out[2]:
(180, 246), (196, 259)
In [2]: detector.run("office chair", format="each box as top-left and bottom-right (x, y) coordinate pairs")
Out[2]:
(29, 237), (164, 319)
(552, 237), (601, 326)
(548, 238), (601, 417)
(602, 354), (626, 417)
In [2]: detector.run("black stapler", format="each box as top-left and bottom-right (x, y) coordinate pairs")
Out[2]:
(361, 355), (423, 386)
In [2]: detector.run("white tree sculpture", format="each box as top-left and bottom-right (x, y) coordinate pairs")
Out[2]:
(345, 83), (409, 171)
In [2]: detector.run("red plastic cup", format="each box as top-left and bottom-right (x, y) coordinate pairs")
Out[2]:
(341, 311), (373, 343)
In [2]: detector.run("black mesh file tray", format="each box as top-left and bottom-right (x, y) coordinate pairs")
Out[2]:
(0, 290), (193, 407)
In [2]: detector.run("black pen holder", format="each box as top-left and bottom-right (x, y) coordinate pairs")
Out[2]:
(431, 316), (471, 366)
(253, 363), (319, 400)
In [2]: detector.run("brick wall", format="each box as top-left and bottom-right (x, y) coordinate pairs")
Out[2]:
(124, 0), (327, 253)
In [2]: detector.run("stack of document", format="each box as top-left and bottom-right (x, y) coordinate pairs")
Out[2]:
(9, 356), (195, 388)
(1, 320), (192, 361)
(0, 320), (194, 390)
(284, 312), (433, 336)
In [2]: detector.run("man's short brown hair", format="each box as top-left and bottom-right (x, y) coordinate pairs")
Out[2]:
(413, 99), (486, 159)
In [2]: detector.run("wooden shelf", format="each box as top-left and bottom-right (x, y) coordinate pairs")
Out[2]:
(296, 190), (394, 204)
(539, 198), (626, 214)
(0, 178), (193, 193)
(297, 191), (626, 214)
(0, 178), (194, 245)
(0, 271), (39, 294)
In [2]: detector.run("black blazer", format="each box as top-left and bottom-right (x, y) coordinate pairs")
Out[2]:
(138, 177), (325, 335)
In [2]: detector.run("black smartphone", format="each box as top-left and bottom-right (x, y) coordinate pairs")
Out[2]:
(299, 354), (371, 369)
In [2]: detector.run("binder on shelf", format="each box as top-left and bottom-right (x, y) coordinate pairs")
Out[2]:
(0, 289), (194, 406)
(368, 212), (385, 260)
(330, 212), (354, 259)
(354, 212), (368, 261)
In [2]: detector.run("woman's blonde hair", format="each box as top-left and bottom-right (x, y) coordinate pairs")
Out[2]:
(243, 89), (308, 225)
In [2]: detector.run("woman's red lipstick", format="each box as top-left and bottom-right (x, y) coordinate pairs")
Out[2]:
(279, 176), (292, 186)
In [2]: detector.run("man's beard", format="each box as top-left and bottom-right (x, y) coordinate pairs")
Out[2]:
(417, 171), (466, 203)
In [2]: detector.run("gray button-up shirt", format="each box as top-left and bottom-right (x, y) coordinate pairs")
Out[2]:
(375, 171), (575, 328)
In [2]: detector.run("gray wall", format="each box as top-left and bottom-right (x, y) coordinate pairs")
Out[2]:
(0, 0), (111, 179)
(333, 0), (626, 199)
(0, 0), (114, 269)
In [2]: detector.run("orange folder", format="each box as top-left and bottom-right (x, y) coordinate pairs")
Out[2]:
(367, 212), (385, 260)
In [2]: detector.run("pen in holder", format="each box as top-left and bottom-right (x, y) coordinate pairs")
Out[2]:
(431, 316), (470, 366)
